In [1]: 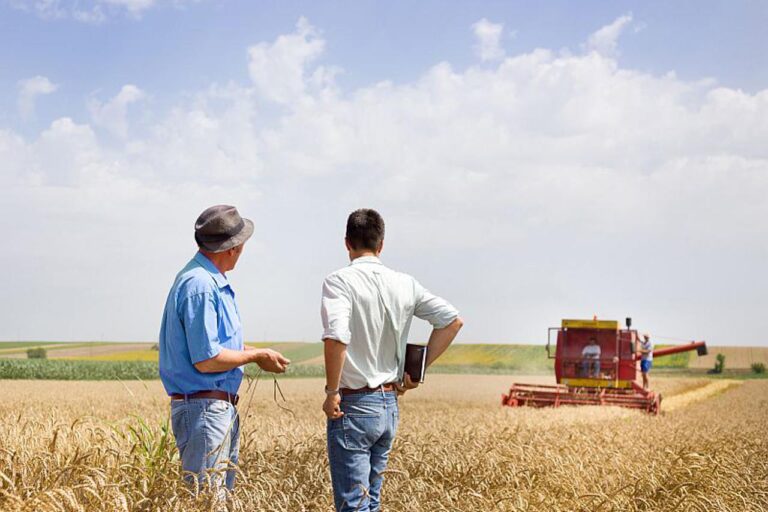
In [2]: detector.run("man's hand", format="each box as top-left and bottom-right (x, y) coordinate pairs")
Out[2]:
(323, 392), (343, 419)
(253, 348), (290, 373)
(395, 372), (420, 396)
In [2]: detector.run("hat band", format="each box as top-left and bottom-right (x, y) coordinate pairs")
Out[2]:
(195, 218), (245, 243)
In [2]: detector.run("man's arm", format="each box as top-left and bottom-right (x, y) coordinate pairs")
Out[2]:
(425, 317), (464, 367)
(398, 281), (463, 394)
(396, 318), (463, 394)
(320, 274), (352, 419)
(195, 347), (290, 373)
(322, 338), (347, 419)
(181, 291), (290, 375)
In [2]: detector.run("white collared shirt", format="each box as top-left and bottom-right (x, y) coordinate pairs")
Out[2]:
(321, 256), (459, 389)
(641, 339), (654, 361)
(582, 344), (601, 359)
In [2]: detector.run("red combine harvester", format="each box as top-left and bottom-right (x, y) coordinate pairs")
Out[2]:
(502, 318), (707, 414)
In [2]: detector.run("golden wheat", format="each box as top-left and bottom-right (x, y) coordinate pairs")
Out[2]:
(0, 375), (766, 511)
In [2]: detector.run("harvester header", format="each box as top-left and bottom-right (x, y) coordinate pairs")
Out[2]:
(502, 317), (708, 414)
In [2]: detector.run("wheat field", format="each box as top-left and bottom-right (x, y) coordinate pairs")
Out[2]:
(0, 375), (766, 511)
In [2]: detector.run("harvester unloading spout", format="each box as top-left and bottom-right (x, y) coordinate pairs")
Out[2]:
(501, 318), (707, 414)
(644, 341), (708, 359)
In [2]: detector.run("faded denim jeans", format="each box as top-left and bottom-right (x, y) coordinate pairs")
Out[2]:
(327, 390), (399, 512)
(170, 398), (240, 490)
(581, 359), (601, 378)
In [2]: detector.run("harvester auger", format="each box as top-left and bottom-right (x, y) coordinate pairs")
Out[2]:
(502, 318), (708, 414)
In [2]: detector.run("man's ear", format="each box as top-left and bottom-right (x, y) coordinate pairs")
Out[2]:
(376, 239), (384, 255)
(344, 238), (352, 251)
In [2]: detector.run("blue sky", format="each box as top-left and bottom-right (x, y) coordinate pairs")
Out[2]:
(0, 1), (767, 346)
(2, 1), (766, 135)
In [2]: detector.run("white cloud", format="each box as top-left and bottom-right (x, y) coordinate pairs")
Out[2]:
(472, 18), (506, 62)
(8, 0), (198, 23)
(247, 17), (329, 104)
(17, 75), (58, 119)
(89, 84), (146, 137)
(586, 13), (633, 56)
(1, 18), (767, 345)
(101, 0), (156, 14)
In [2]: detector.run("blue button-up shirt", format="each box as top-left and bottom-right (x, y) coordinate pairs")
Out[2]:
(159, 252), (245, 396)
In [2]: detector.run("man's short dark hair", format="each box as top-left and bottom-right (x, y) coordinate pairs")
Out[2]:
(346, 209), (385, 251)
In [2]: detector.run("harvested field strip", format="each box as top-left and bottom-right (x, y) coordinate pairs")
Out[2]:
(47, 342), (151, 359)
(0, 342), (100, 357)
(663, 379), (741, 412)
(688, 346), (768, 369)
(0, 342), (70, 352)
(68, 349), (159, 362)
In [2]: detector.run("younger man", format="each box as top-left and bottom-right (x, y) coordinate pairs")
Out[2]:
(321, 208), (463, 512)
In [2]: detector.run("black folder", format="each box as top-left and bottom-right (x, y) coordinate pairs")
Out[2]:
(404, 344), (428, 383)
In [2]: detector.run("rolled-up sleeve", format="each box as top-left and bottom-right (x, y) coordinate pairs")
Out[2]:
(180, 292), (223, 364)
(321, 274), (352, 344)
(413, 279), (459, 329)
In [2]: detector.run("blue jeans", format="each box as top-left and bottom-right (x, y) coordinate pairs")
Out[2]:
(327, 390), (399, 512)
(581, 359), (601, 377)
(170, 398), (240, 490)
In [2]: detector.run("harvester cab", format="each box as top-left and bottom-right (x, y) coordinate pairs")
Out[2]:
(502, 317), (708, 414)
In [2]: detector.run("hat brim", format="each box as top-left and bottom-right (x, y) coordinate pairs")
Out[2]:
(200, 218), (254, 253)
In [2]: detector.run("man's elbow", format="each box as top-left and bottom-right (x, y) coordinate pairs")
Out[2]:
(194, 358), (216, 373)
(323, 337), (348, 347)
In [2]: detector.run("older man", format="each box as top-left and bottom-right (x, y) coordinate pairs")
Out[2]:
(159, 205), (290, 490)
(321, 208), (464, 512)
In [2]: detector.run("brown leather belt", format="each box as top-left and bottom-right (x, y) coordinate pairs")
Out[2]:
(340, 382), (397, 395)
(170, 390), (239, 406)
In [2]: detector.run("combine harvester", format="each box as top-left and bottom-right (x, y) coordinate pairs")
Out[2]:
(502, 318), (707, 414)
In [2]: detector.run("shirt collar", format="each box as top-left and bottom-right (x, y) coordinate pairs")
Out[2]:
(350, 255), (383, 266)
(194, 252), (230, 289)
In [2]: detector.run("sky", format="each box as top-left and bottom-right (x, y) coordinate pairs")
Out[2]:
(0, 1), (767, 346)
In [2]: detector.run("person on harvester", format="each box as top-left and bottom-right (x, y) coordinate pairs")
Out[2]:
(638, 333), (654, 390)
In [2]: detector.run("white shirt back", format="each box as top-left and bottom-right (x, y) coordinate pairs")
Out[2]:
(321, 256), (459, 389)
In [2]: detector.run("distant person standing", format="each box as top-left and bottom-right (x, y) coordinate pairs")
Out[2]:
(638, 333), (654, 390)
(321, 208), (464, 512)
(159, 205), (290, 491)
